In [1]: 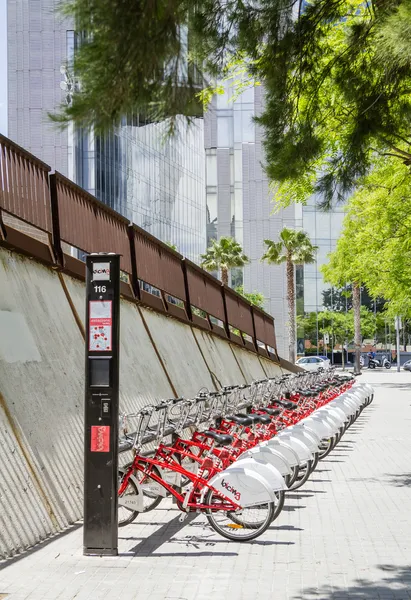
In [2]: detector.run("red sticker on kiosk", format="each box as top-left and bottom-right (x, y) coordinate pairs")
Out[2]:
(91, 425), (110, 452)
(89, 301), (112, 352)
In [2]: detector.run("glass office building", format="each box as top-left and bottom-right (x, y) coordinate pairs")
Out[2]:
(205, 78), (346, 357)
(74, 117), (207, 263)
(302, 194), (346, 313)
(8, 8), (207, 265)
(205, 81), (301, 356)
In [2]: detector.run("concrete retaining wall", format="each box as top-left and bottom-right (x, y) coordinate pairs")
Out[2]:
(0, 247), (287, 558)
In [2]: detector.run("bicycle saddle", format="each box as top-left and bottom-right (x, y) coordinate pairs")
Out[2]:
(237, 413), (271, 425)
(203, 431), (234, 446)
(275, 400), (297, 410)
(227, 414), (253, 426)
(252, 413), (271, 425)
(260, 407), (281, 417)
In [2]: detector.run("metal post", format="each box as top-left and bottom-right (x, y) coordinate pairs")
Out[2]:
(395, 316), (401, 373)
(84, 253), (121, 556)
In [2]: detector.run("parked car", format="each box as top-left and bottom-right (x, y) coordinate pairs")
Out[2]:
(296, 356), (331, 371)
(403, 360), (411, 372)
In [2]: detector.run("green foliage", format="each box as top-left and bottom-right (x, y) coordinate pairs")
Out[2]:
(299, 307), (376, 345)
(261, 228), (317, 266)
(53, 0), (411, 202)
(235, 285), (265, 309)
(200, 236), (249, 285)
(297, 311), (318, 345)
(323, 157), (411, 317)
(165, 241), (178, 251)
(261, 1), (411, 208)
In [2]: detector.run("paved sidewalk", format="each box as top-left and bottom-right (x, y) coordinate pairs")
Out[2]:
(1, 371), (411, 600)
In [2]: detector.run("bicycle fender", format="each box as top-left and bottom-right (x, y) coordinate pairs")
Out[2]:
(206, 466), (276, 507)
(238, 446), (292, 476)
(227, 457), (287, 492)
(265, 439), (300, 467)
(276, 432), (313, 462)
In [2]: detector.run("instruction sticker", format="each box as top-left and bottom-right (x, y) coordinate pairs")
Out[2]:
(90, 425), (110, 452)
(89, 301), (112, 351)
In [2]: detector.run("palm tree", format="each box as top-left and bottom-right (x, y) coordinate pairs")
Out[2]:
(262, 228), (317, 364)
(200, 237), (249, 287)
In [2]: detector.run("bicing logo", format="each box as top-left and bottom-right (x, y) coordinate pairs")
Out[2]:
(221, 478), (241, 501)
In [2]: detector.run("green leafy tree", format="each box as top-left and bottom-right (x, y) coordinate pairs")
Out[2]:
(322, 218), (368, 374)
(253, 1), (411, 208)
(262, 228), (317, 363)
(297, 312), (318, 348)
(326, 157), (411, 316)
(235, 285), (265, 310)
(54, 0), (411, 205)
(319, 308), (375, 370)
(200, 236), (249, 287)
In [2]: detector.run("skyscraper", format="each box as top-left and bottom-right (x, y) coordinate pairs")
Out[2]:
(204, 81), (345, 357)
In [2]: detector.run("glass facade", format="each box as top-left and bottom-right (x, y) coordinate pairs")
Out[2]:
(74, 116), (206, 264)
(301, 193), (346, 313)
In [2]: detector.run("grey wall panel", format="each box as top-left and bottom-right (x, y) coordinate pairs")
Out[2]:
(0, 246), (292, 558)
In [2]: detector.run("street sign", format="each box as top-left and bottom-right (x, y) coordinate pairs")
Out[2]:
(323, 333), (329, 345)
(84, 254), (120, 556)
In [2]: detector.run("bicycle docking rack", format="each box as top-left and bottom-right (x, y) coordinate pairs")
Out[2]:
(117, 369), (349, 454)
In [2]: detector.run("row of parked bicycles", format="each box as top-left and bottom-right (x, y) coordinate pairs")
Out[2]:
(117, 369), (373, 542)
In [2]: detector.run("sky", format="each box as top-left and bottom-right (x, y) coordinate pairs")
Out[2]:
(0, 0), (7, 135)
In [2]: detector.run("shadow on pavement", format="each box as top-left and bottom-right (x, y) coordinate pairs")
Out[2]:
(292, 563), (411, 599)
(0, 522), (82, 572)
(374, 382), (411, 390)
(385, 472), (411, 487)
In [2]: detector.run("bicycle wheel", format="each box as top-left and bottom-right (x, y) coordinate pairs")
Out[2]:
(226, 490), (284, 528)
(287, 465), (299, 487)
(272, 490), (285, 521)
(310, 452), (320, 472)
(288, 459), (313, 491)
(118, 471), (140, 527)
(318, 437), (334, 460)
(204, 489), (275, 542)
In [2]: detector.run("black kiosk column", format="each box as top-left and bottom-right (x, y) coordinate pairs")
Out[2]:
(84, 253), (120, 556)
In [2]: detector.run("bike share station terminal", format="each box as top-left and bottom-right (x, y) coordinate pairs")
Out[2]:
(84, 253), (121, 556)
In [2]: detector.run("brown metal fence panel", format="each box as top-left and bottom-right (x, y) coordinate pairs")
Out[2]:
(0, 134), (280, 358)
(185, 260), (225, 322)
(0, 134), (51, 232)
(132, 226), (186, 301)
(253, 308), (277, 350)
(224, 288), (254, 338)
(54, 172), (132, 274)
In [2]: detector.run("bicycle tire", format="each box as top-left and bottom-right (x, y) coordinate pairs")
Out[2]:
(204, 488), (275, 542)
(288, 460), (313, 491)
(288, 464), (299, 487)
(118, 471), (140, 527)
(310, 452), (320, 472)
(318, 437), (334, 460)
(272, 490), (285, 521)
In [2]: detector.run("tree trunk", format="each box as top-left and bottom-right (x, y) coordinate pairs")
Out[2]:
(341, 343), (345, 371)
(352, 282), (361, 374)
(286, 258), (296, 364)
(221, 266), (229, 287)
